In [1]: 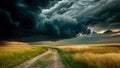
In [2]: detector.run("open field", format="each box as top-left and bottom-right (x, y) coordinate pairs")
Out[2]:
(0, 42), (120, 68)
(0, 42), (47, 68)
(53, 44), (120, 68)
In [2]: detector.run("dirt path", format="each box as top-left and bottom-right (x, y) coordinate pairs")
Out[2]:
(54, 50), (65, 68)
(14, 49), (65, 68)
(14, 48), (52, 68)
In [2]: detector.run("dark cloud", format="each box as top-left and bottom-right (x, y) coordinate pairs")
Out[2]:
(103, 30), (113, 34)
(0, 0), (120, 42)
(56, 30), (120, 44)
(94, 0), (100, 2)
(108, 22), (120, 29)
(0, 0), (91, 40)
(42, 15), (91, 38)
(0, 8), (15, 39)
(56, 34), (120, 44)
(75, 0), (120, 33)
(0, 0), (50, 40)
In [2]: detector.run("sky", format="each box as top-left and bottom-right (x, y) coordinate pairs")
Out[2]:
(0, 0), (120, 44)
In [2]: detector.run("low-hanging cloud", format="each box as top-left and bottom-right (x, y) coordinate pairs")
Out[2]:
(0, 0), (46, 39)
(35, 14), (91, 38)
(0, 0), (120, 41)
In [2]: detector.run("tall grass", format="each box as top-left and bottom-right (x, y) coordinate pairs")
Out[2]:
(0, 45), (47, 68)
(60, 47), (120, 54)
(57, 49), (95, 68)
(73, 53), (120, 68)
(55, 44), (120, 68)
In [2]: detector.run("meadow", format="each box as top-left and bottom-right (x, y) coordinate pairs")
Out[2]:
(1, 42), (120, 68)
(0, 42), (47, 68)
(54, 44), (120, 68)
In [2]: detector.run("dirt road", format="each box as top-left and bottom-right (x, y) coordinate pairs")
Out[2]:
(14, 49), (65, 68)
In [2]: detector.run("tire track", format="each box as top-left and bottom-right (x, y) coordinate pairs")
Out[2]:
(54, 49), (65, 68)
(14, 48), (65, 68)
(14, 48), (52, 68)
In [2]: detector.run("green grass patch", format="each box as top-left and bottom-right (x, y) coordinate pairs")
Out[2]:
(57, 49), (95, 68)
(0, 46), (47, 68)
(33, 53), (53, 68)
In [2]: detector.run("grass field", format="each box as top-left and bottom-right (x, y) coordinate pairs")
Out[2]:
(0, 42), (47, 68)
(54, 44), (120, 68)
(1, 42), (120, 68)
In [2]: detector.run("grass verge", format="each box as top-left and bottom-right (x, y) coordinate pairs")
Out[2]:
(0, 45), (47, 68)
(55, 44), (120, 68)
(56, 49), (95, 68)
(32, 53), (53, 68)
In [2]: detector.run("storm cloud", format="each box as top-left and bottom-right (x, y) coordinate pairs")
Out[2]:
(0, 0), (120, 41)
(0, 0), (49, 39)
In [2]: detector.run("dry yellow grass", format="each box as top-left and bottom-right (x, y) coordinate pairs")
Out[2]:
(58, 46), (120, 54)
(73, 53), (120, 68)
(0, 41), (47, 68)
(55, 44), (120, 68)
(0, 41), (32, 51)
